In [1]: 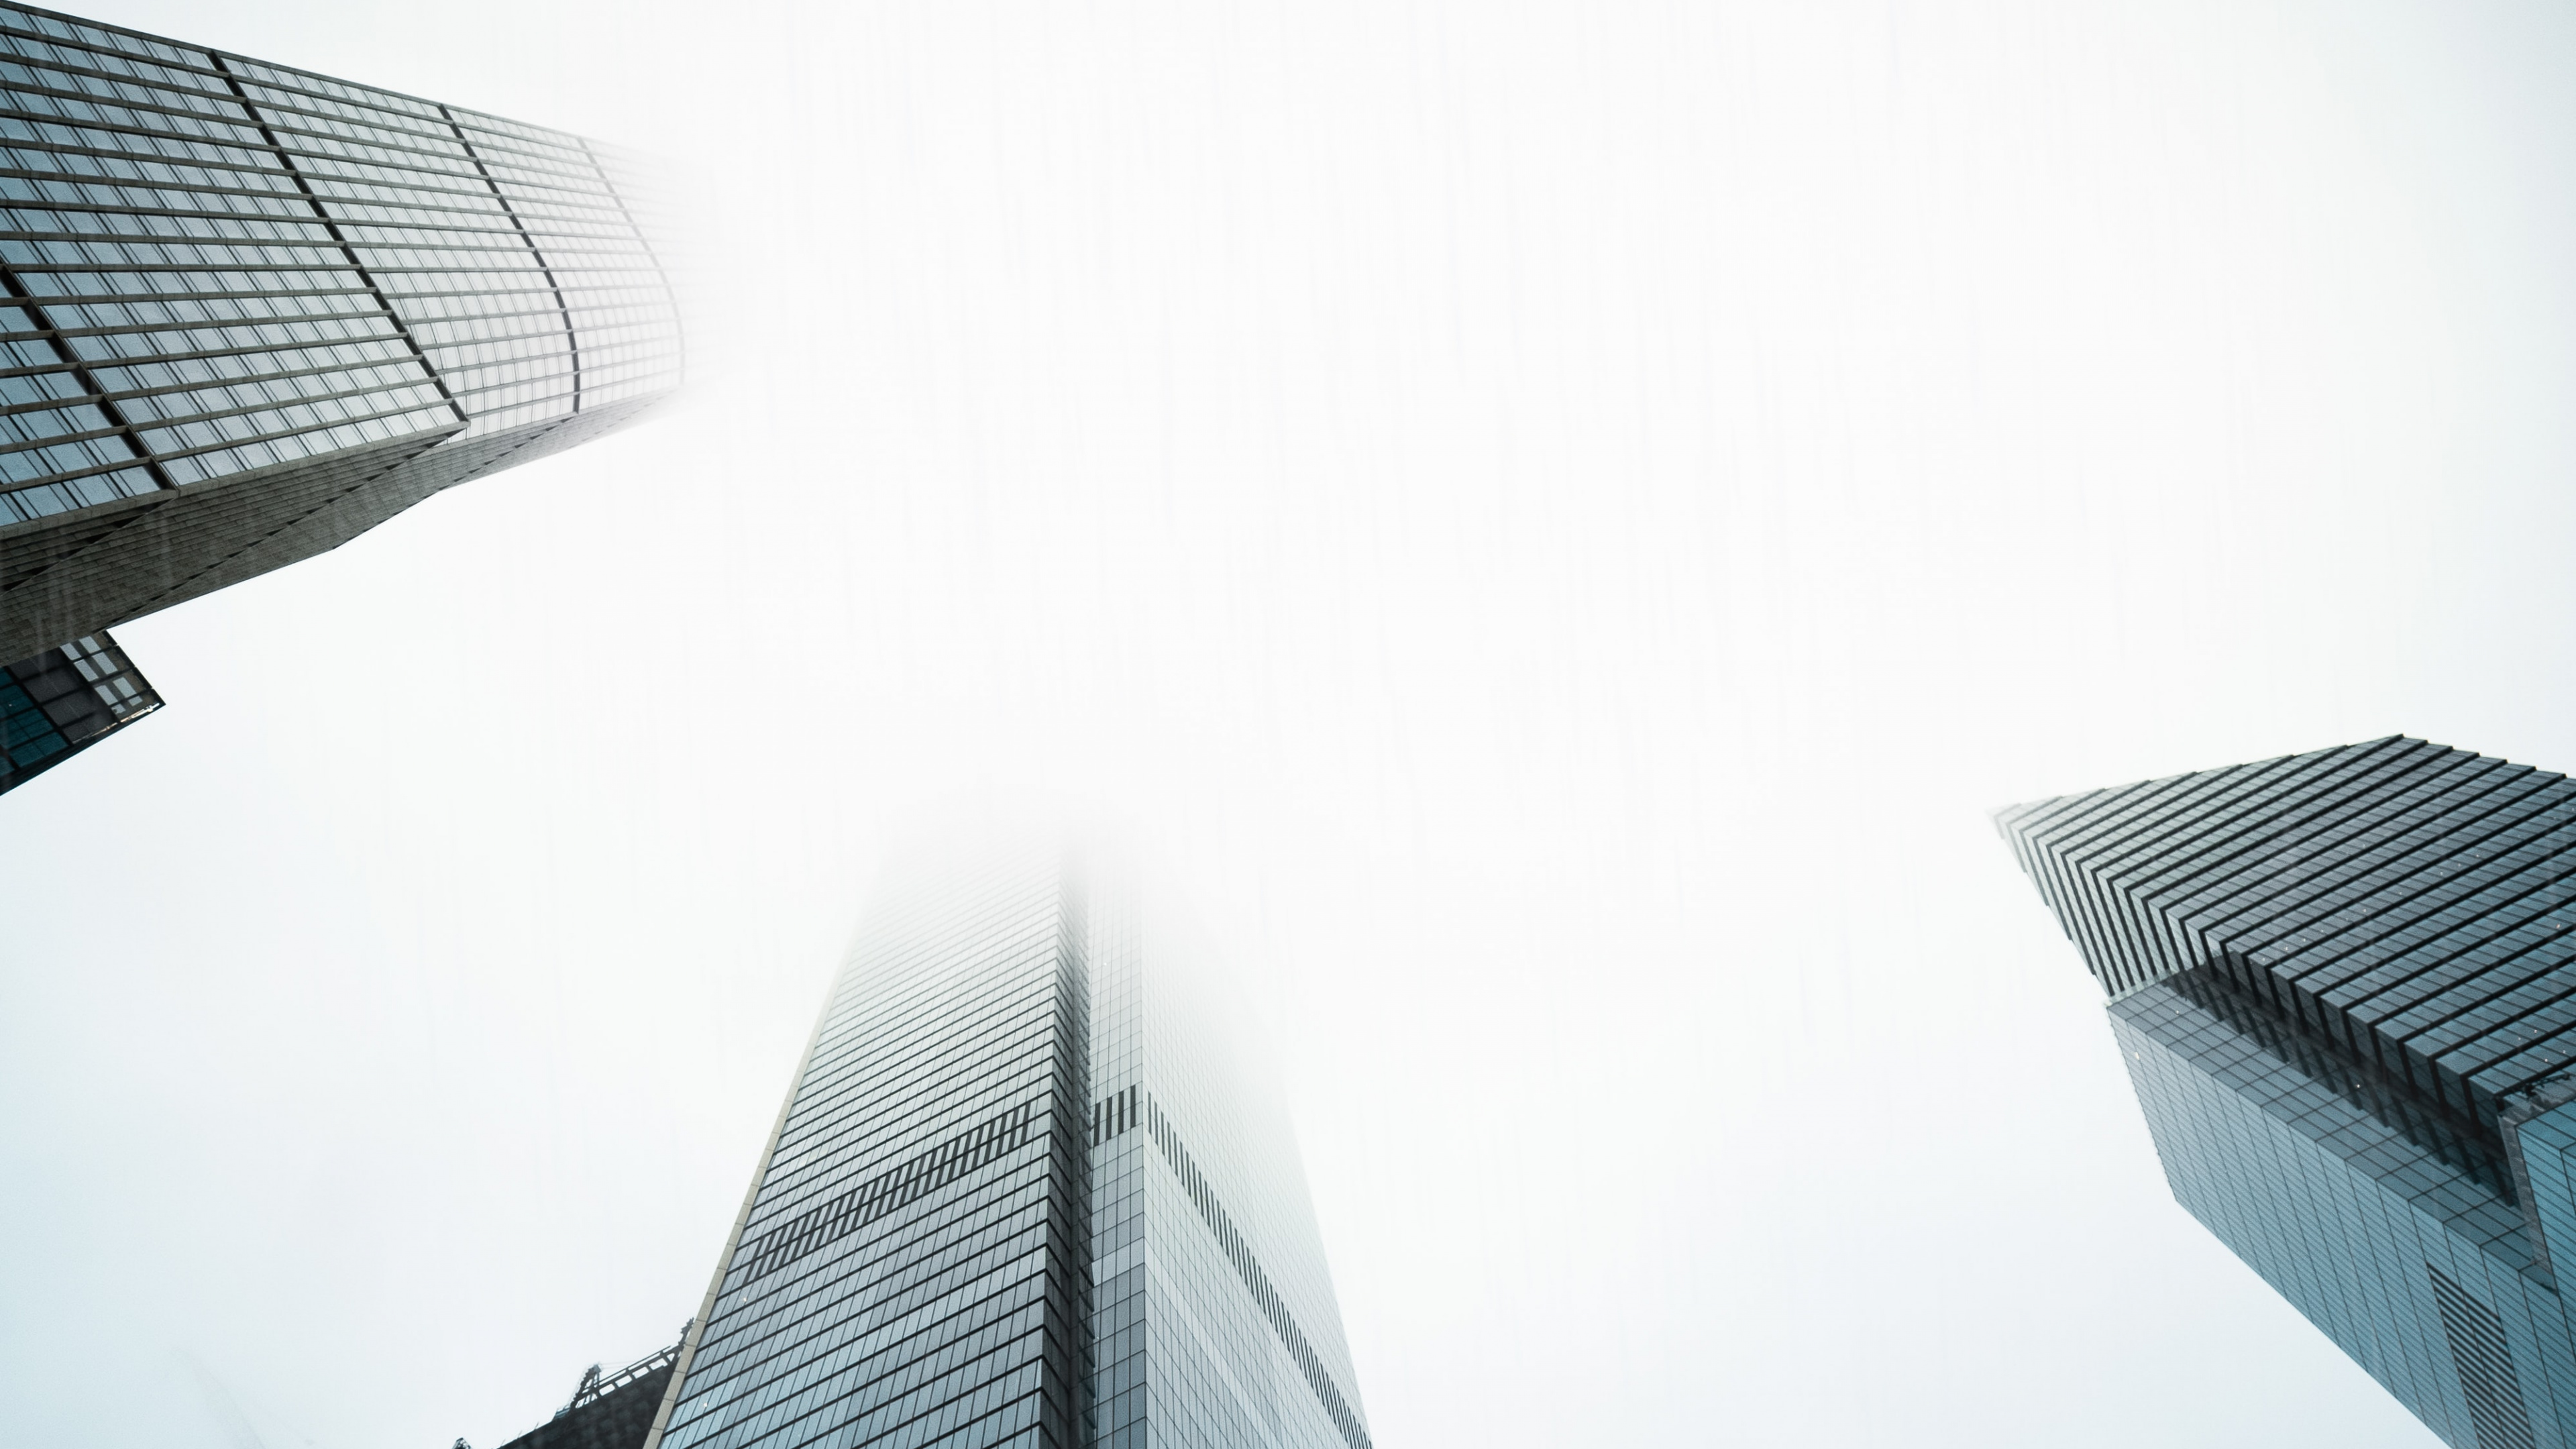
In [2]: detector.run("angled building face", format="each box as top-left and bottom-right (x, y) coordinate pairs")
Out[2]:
(1087, 871), (1370, 1449)
(1999, 737), (2576, 1449)
(643, 846), (1368, 1449)
(0, 0), (680, 681)
(0, 625), (151, 792)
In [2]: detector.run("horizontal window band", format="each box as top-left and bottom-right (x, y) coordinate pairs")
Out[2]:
(398, 293), (662, 316)
(0, 451), (146, 492)
(0, 38), (597, 170)
(0, 250), (383, 269)
(0, 109), (266, 154)
(407, 311), (608, 332)
(444, 388), (576, 413)
(0, 225), (556, 252)
(679, 1240), (1061, 1412)
(1, 304), (402, 329)
(0, 413), (460, 501)
(5, 286), (384, 305)
(19, 321), (400, 347)
(0, 466), (156, 521)
(136, 402), (451, 461)
(0, 416), (132, 455)
(45, 384), (429, 429)
(0, 402), (97, 426)
(0, 89), (269, 141)
(0, 217), (640, 253)
(0, 191), (592, 228)
(83, 354), (430, 395)
(0, 89), (472, 159)
(119, 382), (446, 432)
(0, 374), (95, 402)
(0, 66), (559, 164)
(414, 335), (586, 358)
(15, 303), (428, 328)
(1, 256), (530, 272)
(0, 203), (343, 228)
(0, 341), (407, 378)
(733, 1100), (1049, 1287)
(0, 142), (572, 211)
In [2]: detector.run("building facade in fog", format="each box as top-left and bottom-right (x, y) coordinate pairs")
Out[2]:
(637, 845), (1370, 1449)
(2000, 737), (2576, 1449)
(0, 0), (680, 790)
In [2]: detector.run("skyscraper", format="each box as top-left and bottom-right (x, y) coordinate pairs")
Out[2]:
(636, 843), (1370, 1449)
(1999, 737), (2576, 1449)
(0, 0), (680, 784)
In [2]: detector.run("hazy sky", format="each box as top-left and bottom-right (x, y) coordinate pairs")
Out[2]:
(8, 2), (2576, 1445)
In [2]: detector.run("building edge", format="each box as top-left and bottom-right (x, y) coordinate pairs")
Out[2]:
(635, 976), (845, 1449)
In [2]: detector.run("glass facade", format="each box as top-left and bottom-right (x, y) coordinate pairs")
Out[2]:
(651, 847), (1094, 1449)
(2000, 737), (2576, 1448)
(643, 847), (1368, 1449)
(1085, 867), (1368, 1449)
(0, 624), (151, 792)
(0, 0), (681, 664)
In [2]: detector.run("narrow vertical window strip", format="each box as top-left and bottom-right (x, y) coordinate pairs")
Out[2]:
(574, 134), (684, 384)
(438, 103), (580, 415)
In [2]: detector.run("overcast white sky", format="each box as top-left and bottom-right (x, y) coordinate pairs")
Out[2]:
(8, 2), (2576, 1444)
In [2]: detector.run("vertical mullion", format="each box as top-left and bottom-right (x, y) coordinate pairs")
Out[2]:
(0, 264), (174, 490)
(443, 106), (579, 415)
(205, 53), (465, 429)
(580, 133), (686, 385)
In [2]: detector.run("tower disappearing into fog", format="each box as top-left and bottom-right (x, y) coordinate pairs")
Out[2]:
(2000, 737), (2576, 1449)
(636, 843), (1371, 1449)
(0, 0), (680, 792)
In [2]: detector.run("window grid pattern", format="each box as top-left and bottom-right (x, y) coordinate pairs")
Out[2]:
(0, 0), (678, 661)
(0, 623), (149, 792)
(2000, 737), (2576, 1142)
(655, 854), (1368, 1449)
(1142, 1099), (1369, 1449)
(2432, 1265), (2544, 1449)
(739, 1103), (1044, 1287)
(2110, 985), (2576, 1448)
(2005, 738), (2576, 1449)
(1087, 870), (1368, 1449)
(657, 851), (1089, 1449)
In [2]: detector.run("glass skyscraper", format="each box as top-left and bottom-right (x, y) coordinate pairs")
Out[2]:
(2000, 737), (2576, 1449)
(0, 0), (679, 783)
(636, 843), (1370, 1449)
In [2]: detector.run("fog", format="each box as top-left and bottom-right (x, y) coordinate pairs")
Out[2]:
(9, 2), (2576, 1444)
